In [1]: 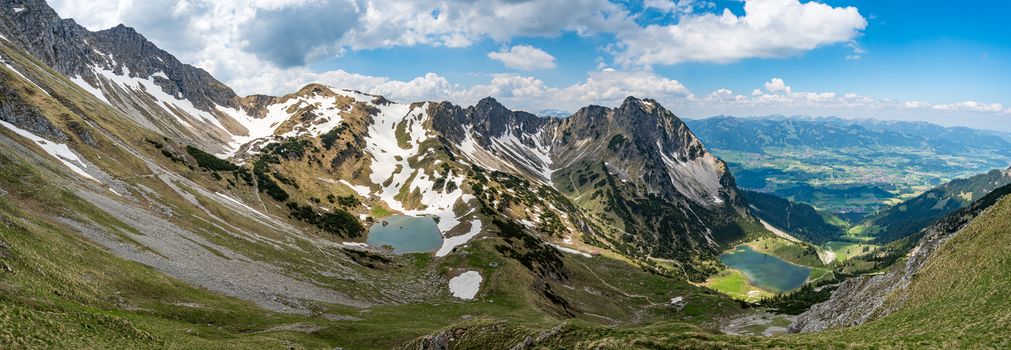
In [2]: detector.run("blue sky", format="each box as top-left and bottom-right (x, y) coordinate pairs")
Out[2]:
(52, 0), (1011, 131)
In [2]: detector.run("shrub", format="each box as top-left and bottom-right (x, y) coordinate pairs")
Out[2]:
(186, 145), (239, 171)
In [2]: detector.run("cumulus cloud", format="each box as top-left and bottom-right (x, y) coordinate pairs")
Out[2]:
(487, 45), (557, 70)
(52, 0), (866, 74)
(643, 0), (715, 16)
(343, 0), (634, 50)
(564, 69), (692, 105)
(763, 78), (791, 94)
(240, 1), (359, 67)
(616, 0), (867, 65)
(44, 0), (1009, 130)
(49, 0), (635, 83)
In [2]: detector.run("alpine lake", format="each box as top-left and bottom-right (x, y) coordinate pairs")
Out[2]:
(719, 245), (812, 293)
(366, 215), (444, 254)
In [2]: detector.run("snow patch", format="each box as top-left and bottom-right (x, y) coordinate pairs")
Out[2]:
(2, 58), (50, 96)
(0, 120), (97, 181)
(92, 66), (223, 129)
(69, 75), (109, 103)
(489, 127), (553, 184)
(363, 101), (471, 233)
(549, 243), (592, 258)
(436, 219), (482, 257)
(339, 179), (373, 197)
(448, 271), (482, 300)
(342, 242), (369, 249)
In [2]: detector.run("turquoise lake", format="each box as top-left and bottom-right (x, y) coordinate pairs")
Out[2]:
(366, 215), (444, 254)
(719, 245), (811, 293)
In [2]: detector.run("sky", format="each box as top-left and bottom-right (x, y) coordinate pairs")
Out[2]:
(49, 0), (1011, 132)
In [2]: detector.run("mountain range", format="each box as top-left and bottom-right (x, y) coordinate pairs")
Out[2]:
(1, 1), (1010, 348)
(688, 115), (1011, 157)
(1, 0), (762, 331)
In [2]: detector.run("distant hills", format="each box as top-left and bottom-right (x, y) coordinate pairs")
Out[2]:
(685, 115), (1011, 219)
(687, 115), (1011, 157)
(743, 190), (843, 244)
(868, 167), (1011, 243)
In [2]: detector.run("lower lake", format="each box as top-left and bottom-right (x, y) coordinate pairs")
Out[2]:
(366, 215), (444, 254)
(719, 245), (811, 293)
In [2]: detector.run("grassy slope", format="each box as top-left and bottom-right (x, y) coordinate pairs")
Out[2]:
(742, 190), (843, 244)
(703, 269), (773, 302)
(745, 237), (824, 267)
(865, 167), (1011, 243)
(0, 151), (337, 349)
(0, 146), (755, 349)
(0, 61), (749, 349)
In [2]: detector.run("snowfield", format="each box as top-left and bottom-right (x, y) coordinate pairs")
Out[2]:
(448, 271), (482, 300)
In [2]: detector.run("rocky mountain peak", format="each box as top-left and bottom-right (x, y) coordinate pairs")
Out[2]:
(606, 97), (703, 159)
(294, 83), (337, 97)
(475, 96), (507, 112)
(1, 0), (241, 113)
(96, 23), (146, 41)
(466, 97), (545, 138)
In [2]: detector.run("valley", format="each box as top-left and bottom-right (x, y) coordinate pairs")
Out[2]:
(688, 117), (1011, 221)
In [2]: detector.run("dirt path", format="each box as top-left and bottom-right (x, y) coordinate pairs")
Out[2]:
(578, 261), (660, 305)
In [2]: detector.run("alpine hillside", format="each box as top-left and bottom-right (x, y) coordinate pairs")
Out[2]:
(2, 0), (1010, 349)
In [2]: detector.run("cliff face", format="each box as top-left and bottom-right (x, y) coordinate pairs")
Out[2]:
(0, 1), (241, 111)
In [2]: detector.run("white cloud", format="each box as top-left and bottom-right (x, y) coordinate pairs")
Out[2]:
(487, 45), (557, 71)
(931, 101), (1005, 113)
(268, 69), (692, 113)
(643, 0), (715, 16)
(344, 0), (635, 50)
(51, 0), (866, 74)
(616, 0), (867, 65)
(763, 78), (791, 94)
(845, 41), (866, 60)
(43, 0), (1009, 131)
(564, 69), (692, 105)
(677, 78), (1009, 131)
(49, 0), (632, 81)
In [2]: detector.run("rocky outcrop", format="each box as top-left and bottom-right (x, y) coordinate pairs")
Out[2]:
(790, 183), (1011, 332)
(0, 81), (68, 142)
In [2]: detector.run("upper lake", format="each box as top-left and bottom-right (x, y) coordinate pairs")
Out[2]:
(719, 245), (811, 293)
(366, 215), (444, 254)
